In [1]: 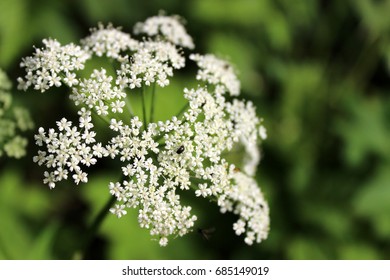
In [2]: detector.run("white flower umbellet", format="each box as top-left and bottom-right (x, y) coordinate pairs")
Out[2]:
(18, 14), (269, 246)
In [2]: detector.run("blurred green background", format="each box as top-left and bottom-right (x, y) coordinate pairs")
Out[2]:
(1, 0), (390, 259)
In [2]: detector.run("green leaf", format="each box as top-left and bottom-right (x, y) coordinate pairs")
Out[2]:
(26, 223), (58, 260)
(338, 243), (380, 259)
(0, 206), (31, 259)
(302, 203), (353, 241)
(353, 164), (390, 238)
(336, 96), (390, 166)
(353, 0), (390, 37)
(192, 0), (290, 50)
(0, 168), (52, 259)
(0, 0), (29, 67)
(287, 237), (328, 259)
(0, 168), (50, 217)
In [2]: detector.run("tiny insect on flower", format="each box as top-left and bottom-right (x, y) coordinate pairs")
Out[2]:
(176, 145), (185, 154)
(197, 227), (216, 241)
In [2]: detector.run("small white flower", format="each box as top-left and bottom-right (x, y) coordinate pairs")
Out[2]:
(73, 171), (88, 185)
(111, 100), (125, 113)
(43, 171), (56, 189)
(109, 182), (122, 197)
(233, 219), (246, 236)
(195, 183), (211, 197)
(159, 236), (169, 247)
(110, 204), (127, 218)
(259, 125), (267, 140)
(34, 127), (46, 146)
(56, 118), (72, 131)
(64, 72), (78, 87)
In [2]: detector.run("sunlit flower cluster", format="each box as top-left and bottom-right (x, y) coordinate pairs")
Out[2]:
(18, 14), (269, 246)
(134, 14), (195, 49)
(0, 69), (34, 158)
(33, 108), (105, 188)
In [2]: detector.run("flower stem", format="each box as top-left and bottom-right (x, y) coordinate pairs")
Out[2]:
(78, 195), (116, 259)
(125, 89), (135, 117)
(149, 83), (156, 123)
(176, 102), (190, 118)
(141, 86), (147, 128)
(92, 111), (111, 126)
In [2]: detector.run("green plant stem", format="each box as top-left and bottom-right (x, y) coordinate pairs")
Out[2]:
(79, 195), (117, 259)
(141, 86), (147, 128)
(125, 90), (135, 117)
(92, 111), (111, 126)
(150, 83), (156, 123)
(176, 102), (190, 118)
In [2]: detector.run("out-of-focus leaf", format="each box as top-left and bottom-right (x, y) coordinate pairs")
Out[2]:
(338, 243), (380, 259)
(0, 169), (50, 217)
(0, 208), (31, 259)
(26, 223), (58, 260)
(279, 0), (318, 27)
(191, 0), (271, 26)
(287, 237), (328, 259)
(0, 0), (29, 67)
(336, 96), (390, 166)
(353, 164), (390, 238)
(0, 0), (78, 67)
(79, 0), (140, 26)
(271, 62), (325, 150)
(353, 0), (390, 37)
(31, 6), (79, 44)
(0, 169), (52, 259)
(302, 204), (352, 240)
(192, 0), (291, 50)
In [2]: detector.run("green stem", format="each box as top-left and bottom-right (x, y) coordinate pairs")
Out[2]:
(141, 86), (147, 128)
(150, 83), (156, 123)
(93, 111), (111, 126)
(79, 195), (117, 259)
(176, 102), (190, 118)
(125, 89), (135, 117)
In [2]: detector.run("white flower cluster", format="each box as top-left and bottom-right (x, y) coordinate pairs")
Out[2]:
(33, 109), (106, 188)
(0, 69), (34, 158)
(17, 39), (90, 92)
(134, 14), (195, 49)
(116, 40), (186, 89)
(70, 68), (127, 116)
(81, 23), (139, 59)
(19, 15), (269, 246)
(190, 54), (241, 96)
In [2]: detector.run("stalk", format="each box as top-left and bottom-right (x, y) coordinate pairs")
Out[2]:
(78, 195), (117, 259)
(141, 86), (147, 128)
(149, 83), (156, 123)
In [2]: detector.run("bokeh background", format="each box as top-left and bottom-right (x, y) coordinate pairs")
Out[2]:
(1, 0), (390, 259)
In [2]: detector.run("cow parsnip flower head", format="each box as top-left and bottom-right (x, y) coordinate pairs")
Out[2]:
(18, 15), (269, 246)
(0, 69), (34, 159)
